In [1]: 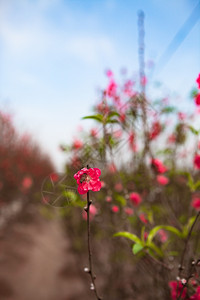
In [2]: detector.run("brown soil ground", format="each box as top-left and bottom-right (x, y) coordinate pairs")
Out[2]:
(0, 205), (93, 300)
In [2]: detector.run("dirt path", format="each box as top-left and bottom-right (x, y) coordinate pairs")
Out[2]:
(0, 206), (91, 300)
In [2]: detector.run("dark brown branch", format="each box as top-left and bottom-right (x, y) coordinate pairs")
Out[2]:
(85, 190), (102, 300)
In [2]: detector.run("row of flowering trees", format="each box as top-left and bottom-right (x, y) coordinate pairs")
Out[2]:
(50, 72), (200, 299)
(0, 110), (54, 214)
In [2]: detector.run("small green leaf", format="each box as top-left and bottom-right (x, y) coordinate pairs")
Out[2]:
(188, 125), (199, 136)
(161, 106), (176, 114)
(114, 231), (142, 245)
(82, 114), (103, 123)
(182, 216), (196, 238)
(132, 243), (144, 254)
(190, 87), (198, 99)
(107, 111), (120, 118)
(147, 225), (182, 244)
(106, 119), (119, 124)
(115, 194), (126, 206)
(194, 180), (200, 191)
(146, 242), (164, 257)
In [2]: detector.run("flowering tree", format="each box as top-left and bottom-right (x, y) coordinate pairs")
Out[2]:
(57, 72), (200, 300)
(0, 111), (55, 207)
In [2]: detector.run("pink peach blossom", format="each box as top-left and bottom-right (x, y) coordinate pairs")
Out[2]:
(129, 192), (142, 206)
(124, 207), (134, 216)
(156, 175), (169, 185)
(194, 154), (200, 169)
(111, 205), (119, 213)
(74, 168), (101, 195)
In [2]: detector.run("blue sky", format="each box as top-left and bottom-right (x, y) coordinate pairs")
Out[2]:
(0, 0), (199, 170)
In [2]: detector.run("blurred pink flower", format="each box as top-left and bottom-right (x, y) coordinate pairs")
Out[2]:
(74, 168), (101, 195)
(158, 229), (168, 243)
(106, 196), (112, 202)
(169, 281), (187, 300)
(139, 213), (148, 224)
(178, 112), (186, 121)
(101, 181), (105, 188)
(111, 205), (119, 213)
(156, 175), (169, 185)
(90, 128), (98, 137)
(140, 75), (147, 86)
(50, 173), (59, 182)
(113, 129), (123, 139)
(195, 94), (200, 106)
(191, 197), (200, 211)
(128, 132), (137, 152)
(149, 121), (162, 140)
(114, 182), (123, 192)
(194, 154), (200, 169)
(129, 192), (142, 206)
(123, 80), (135, 97)
(151, 158), (167, 174)
(105, 69), (113, 78)
(196, 73), (200, 89)
(144, 231), (148, 241)
(119, 113), (126, 123)
(73, 139), (83, 150)
(22, 176), (33, 189)
(124, 207), (134, 216)
(107, 79), (117, 98)
(167, 134), (176, 144)
(108, 163), (117, 173)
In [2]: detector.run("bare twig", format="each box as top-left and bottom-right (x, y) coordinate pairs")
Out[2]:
(85, 173), (102, 299)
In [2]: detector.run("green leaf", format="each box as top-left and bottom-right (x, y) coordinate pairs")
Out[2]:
(147, 225), (182, 244)
(146, 242), (164, 257)
(188, 125), (199, 136)
(106, 119), (119, 124)
(179, 171), (195, 192)
(156, 148), (173, 156)
(132, 243), (144, 254)
(106, 112), (120, 124)
(114, 231), (142, 245)
(194, 180), (200, 191)
(182, 216), (196, 238)
(82, 114), (103, 123)
(190, 87), (198, 99)
(115, 194), (126, 206)
(161, 106), (176, 114)
(107, 111), (120, 118)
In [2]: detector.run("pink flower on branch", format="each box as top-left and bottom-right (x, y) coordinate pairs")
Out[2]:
(22, 176), (33, 189)
(195, 94), (200, 106)
(124, 207), (134, 216)
(194, 154), (200, 169)
(169, 280), (187, 300)
(196, 73), (200, 89)
(151, 158), (167, 174)
(74, 168), (101, 195)
(129, 192), (142, 206)
(157, 175), (169, 185)
(149, 121), (162, 140)
(191, 197), (200, 211)
(111, 205), (119, 213)
(72, 139), (83, 150)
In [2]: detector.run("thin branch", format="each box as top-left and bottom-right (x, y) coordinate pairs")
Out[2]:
(177, 211), (200, 300)
(85, 190), (102, 300)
